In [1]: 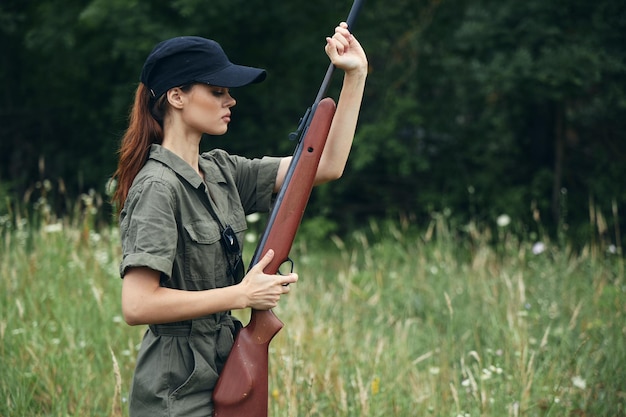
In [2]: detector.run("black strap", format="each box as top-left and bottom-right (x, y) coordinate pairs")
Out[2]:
(198, 182), (243, 283)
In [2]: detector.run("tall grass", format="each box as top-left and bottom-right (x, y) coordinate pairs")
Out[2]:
(1, 212), (624, 416)
(0, 223), (141, 417)
(265, 216), (625, 417)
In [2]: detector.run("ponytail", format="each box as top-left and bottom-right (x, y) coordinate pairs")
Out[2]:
(111, 83), (165, 212)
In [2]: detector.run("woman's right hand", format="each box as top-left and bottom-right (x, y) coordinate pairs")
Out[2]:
(239, 249), (298, 310)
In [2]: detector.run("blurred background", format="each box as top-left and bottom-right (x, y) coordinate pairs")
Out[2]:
(1, 0), (625, 245)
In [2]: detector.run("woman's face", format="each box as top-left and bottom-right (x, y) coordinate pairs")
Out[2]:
(179, 84), (236, 136)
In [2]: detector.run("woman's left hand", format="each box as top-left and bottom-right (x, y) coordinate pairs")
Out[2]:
(325, 22), (368, 75)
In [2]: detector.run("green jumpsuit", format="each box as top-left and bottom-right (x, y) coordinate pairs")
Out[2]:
(119, 144), (281, 416)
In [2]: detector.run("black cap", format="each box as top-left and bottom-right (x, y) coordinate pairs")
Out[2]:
(140, 36), (266, 99)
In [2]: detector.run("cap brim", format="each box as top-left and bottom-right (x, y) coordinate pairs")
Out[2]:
(198, 63), (266, 88)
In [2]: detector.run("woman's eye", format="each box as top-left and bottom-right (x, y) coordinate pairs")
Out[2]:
(212, 88), (230, 97)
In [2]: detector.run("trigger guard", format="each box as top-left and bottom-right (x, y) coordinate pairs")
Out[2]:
(279, 257), (295, 285)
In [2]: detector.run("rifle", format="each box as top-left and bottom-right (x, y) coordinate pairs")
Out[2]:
(213, 1), (364, 416)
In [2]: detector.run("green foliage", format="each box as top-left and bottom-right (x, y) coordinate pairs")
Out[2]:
(2, 0), (626, 245)
(2, 218), (624, 416)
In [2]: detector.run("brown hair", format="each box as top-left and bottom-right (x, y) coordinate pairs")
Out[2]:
(111, 83), (166, 212)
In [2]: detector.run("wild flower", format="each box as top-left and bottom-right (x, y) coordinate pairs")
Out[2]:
(371, 376), (380, 395)
(43, 223), (63, 233)
(81, 191), (94, 207)
(246, 213), (261, 223)
(479, 365), (503, 381)
(490, 365), (503, 375)
(271, 388), (280, 401)
(497, 214), (511, 227)
(89, 231), (102, 244)
(571, 375), (586, 389)
(94, 249), (109, 267)
(532, 242), (546, 255)
(42, 179), (52, 191)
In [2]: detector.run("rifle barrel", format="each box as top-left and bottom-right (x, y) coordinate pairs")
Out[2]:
(313, 0), (365, 105)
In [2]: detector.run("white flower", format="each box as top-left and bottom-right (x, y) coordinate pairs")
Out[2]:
(44, 223), (63, 233)
(89, 231), (101, 243)
(246, 213), (261, 223)
(496, 214), (511, 227)
(429, 367), (440, 375)
(571, 375), (586, 389)
(532, 242), (545, 255)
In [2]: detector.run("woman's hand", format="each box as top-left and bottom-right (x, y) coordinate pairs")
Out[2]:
(238, 249), (298, 310)
(325, 22), (368, 75)
(121, 249), (297, 325)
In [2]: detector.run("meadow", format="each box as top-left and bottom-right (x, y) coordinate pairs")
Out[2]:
(1, 209), (624, 416)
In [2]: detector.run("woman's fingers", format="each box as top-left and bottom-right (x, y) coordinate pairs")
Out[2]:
(243, 249), (298, 309)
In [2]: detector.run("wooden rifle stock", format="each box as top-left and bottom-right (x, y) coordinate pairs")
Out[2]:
(213, 1), (363, 415)
(213, 98), (336, 417)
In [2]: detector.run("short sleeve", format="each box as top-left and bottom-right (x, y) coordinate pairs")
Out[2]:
(231, 155), (281, 214)
(119, 180), (178, 279)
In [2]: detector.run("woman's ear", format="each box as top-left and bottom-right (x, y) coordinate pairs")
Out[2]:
(166, 87), (186, 109)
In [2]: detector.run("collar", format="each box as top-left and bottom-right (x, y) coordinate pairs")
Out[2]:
(198, 152), (227, 185)
(148, 144), (227, 188)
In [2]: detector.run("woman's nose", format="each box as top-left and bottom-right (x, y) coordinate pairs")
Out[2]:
(226, 93), (236, 107)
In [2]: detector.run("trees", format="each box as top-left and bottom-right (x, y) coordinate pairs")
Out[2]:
(344, 0), (626, 239)
(2, 0), (625, 241)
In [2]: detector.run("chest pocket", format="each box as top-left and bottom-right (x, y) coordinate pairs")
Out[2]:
(183, 220), (225, 288)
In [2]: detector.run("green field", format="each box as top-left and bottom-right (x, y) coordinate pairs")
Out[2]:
(1, 216), (624, 416)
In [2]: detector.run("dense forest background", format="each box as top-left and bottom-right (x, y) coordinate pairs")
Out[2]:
(1, 0), (625, 244)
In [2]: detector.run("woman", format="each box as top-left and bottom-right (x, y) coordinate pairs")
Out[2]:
(112, 22), (367, 416)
